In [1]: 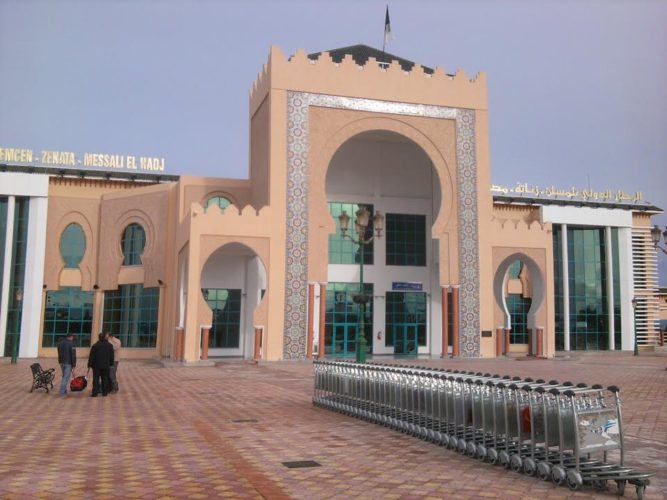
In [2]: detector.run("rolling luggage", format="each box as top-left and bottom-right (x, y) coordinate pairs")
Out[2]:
(70, 375), (88, 392)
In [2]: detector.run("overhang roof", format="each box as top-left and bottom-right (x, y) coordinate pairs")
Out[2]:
(0, 163), (179, 183)
(308, 44), (435, 74)
(493, 194), (663, 214)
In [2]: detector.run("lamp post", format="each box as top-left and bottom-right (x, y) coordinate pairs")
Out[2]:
(338, 205), (384, 363)
(650, 225), (667, 255)
(11, 288), (23, 364)
(631, 296), (639, 356)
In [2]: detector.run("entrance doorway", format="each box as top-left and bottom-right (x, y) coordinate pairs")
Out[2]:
(202, 289), (242, 349)
(386, 291), (426, 356)
(325, 283), (373, 357)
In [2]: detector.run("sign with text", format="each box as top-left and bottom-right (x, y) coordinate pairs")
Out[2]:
(491, 182), (644, 204)
(392, 282), (423, 291)
(0, 147), (166, 172)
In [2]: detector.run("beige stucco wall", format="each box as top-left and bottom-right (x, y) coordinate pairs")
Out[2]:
(250, 95), (271, 208)
(40, 178), (174, 358)
(488, 203), (555, 357)
(178, 200), (286, 361)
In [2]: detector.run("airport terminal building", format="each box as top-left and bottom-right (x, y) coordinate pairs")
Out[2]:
(0, 45), (663, 362)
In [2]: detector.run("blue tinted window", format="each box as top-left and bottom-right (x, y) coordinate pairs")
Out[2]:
(42, 287), (94, 347)
(103, 284), (159, 347)
(204, 196), (232, 213)
(121, 223), (145, 266)
(60, 223), (86, 268)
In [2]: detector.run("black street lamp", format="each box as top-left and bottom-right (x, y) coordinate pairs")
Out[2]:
(631, 296), (639, 356)
(650, 225), (667, 255)
(338, 206), (384, 364)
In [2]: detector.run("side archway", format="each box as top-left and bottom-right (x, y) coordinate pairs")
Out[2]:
(493, 253), (546, 348)
(199, 242), (267, 358)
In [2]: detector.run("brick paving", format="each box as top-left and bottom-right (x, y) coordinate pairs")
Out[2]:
(0, 352), (665, 499)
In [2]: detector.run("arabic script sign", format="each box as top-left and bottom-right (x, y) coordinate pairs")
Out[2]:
(491, 182), (643, 203)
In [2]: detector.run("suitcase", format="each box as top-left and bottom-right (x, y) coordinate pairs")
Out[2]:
(70, 375), (88, 392)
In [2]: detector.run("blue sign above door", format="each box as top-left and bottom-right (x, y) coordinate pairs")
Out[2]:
(392, 282), (423, 291)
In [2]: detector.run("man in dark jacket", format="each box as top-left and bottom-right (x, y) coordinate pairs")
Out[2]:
(57, 332), (77, 396)
(87, 333), (115, 397)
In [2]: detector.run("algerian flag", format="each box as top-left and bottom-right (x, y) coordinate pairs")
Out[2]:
(384, 5), (393, 50)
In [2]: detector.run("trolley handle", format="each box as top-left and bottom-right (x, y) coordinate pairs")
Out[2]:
(607, 385), (620, 393)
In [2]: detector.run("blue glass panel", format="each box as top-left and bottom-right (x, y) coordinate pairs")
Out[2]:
(60, 223), (86, 268)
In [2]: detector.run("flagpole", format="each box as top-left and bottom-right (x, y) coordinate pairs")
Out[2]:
(382, 5), (391, 66)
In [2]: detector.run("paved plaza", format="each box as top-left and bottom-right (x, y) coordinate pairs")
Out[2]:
(0, 352), (665, 499)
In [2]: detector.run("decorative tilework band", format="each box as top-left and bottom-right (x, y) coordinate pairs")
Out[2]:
(283, 92), (480, 358)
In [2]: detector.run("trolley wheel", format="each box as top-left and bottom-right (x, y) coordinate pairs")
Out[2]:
(499, 451), (510, 468)
(635, 484), (645, 500)
(551, 465), (566, 486)
(476, 444), (487, 462)
(457, 438), (467, 454)
(466, 441), (477, 457)
(566, 470), (583, 491)
(592, 479), (607, 492)
(447, 436), (457, 450)
(615, 480), (626, 496)
(510, 454), (523, 473)
(536, 461), (551, 481)
(523, 457), (536, 476)
(486, 447), (498, 465)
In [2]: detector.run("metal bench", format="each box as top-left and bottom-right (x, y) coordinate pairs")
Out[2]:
(29, 363), (55, 393)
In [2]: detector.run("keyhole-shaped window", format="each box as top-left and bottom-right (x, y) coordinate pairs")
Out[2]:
(60, 223), (86, 268)
(121, 223), (146, 266)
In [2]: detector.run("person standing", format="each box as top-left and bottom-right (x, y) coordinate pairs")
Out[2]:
(87, 333), (114, 397)
(107, 332), (121, 392)
(57, 332), (77, 396)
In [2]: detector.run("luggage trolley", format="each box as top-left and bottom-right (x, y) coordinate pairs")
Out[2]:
(312, 361), (653, 498)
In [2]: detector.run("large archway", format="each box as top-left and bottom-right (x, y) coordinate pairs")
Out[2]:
(200, 243), (267, 358)
(323, 130), (444, 357)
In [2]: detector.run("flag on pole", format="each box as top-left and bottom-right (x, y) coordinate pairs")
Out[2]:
(383, 5), (392, 51)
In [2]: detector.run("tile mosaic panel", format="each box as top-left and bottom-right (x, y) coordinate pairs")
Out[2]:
(283, 92), (480, 358)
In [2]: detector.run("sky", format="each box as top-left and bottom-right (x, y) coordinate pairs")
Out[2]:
(1, 0), (666, 283)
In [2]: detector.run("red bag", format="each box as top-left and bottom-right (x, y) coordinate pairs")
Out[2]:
(70, 376), (88, 392)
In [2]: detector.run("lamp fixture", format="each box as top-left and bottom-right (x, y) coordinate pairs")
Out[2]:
(650, 225), (667, 255)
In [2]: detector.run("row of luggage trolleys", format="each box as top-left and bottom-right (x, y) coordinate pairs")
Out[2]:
(312, 360), (653, 498)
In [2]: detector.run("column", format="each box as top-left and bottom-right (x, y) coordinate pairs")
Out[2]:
(495, 327), (503, 357)
(92, 288), (104, 345)
(307, 283), (315, 359)
(254, 326), (262, 360)
(441, 286), (449, 357)
(605, 226), (615, 350)
(504, 328), (511, 355)
(201, 327), (210, 360)
(561, 224), (570, 351)
(451, 286), (460, 357)
(0, 196), (15, 353)
(536, 326), (545, 358)
(527, 328), (534, 356)
(19, 196), (48, 357)
(318, 282), (326, 359)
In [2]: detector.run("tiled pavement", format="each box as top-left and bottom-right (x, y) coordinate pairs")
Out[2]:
(0, 352), (665, 499)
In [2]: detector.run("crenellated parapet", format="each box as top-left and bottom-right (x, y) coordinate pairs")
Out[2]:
(190, 202), (273, 235)
(490, 216), (553, 248)
(250, 45), (487, 115)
